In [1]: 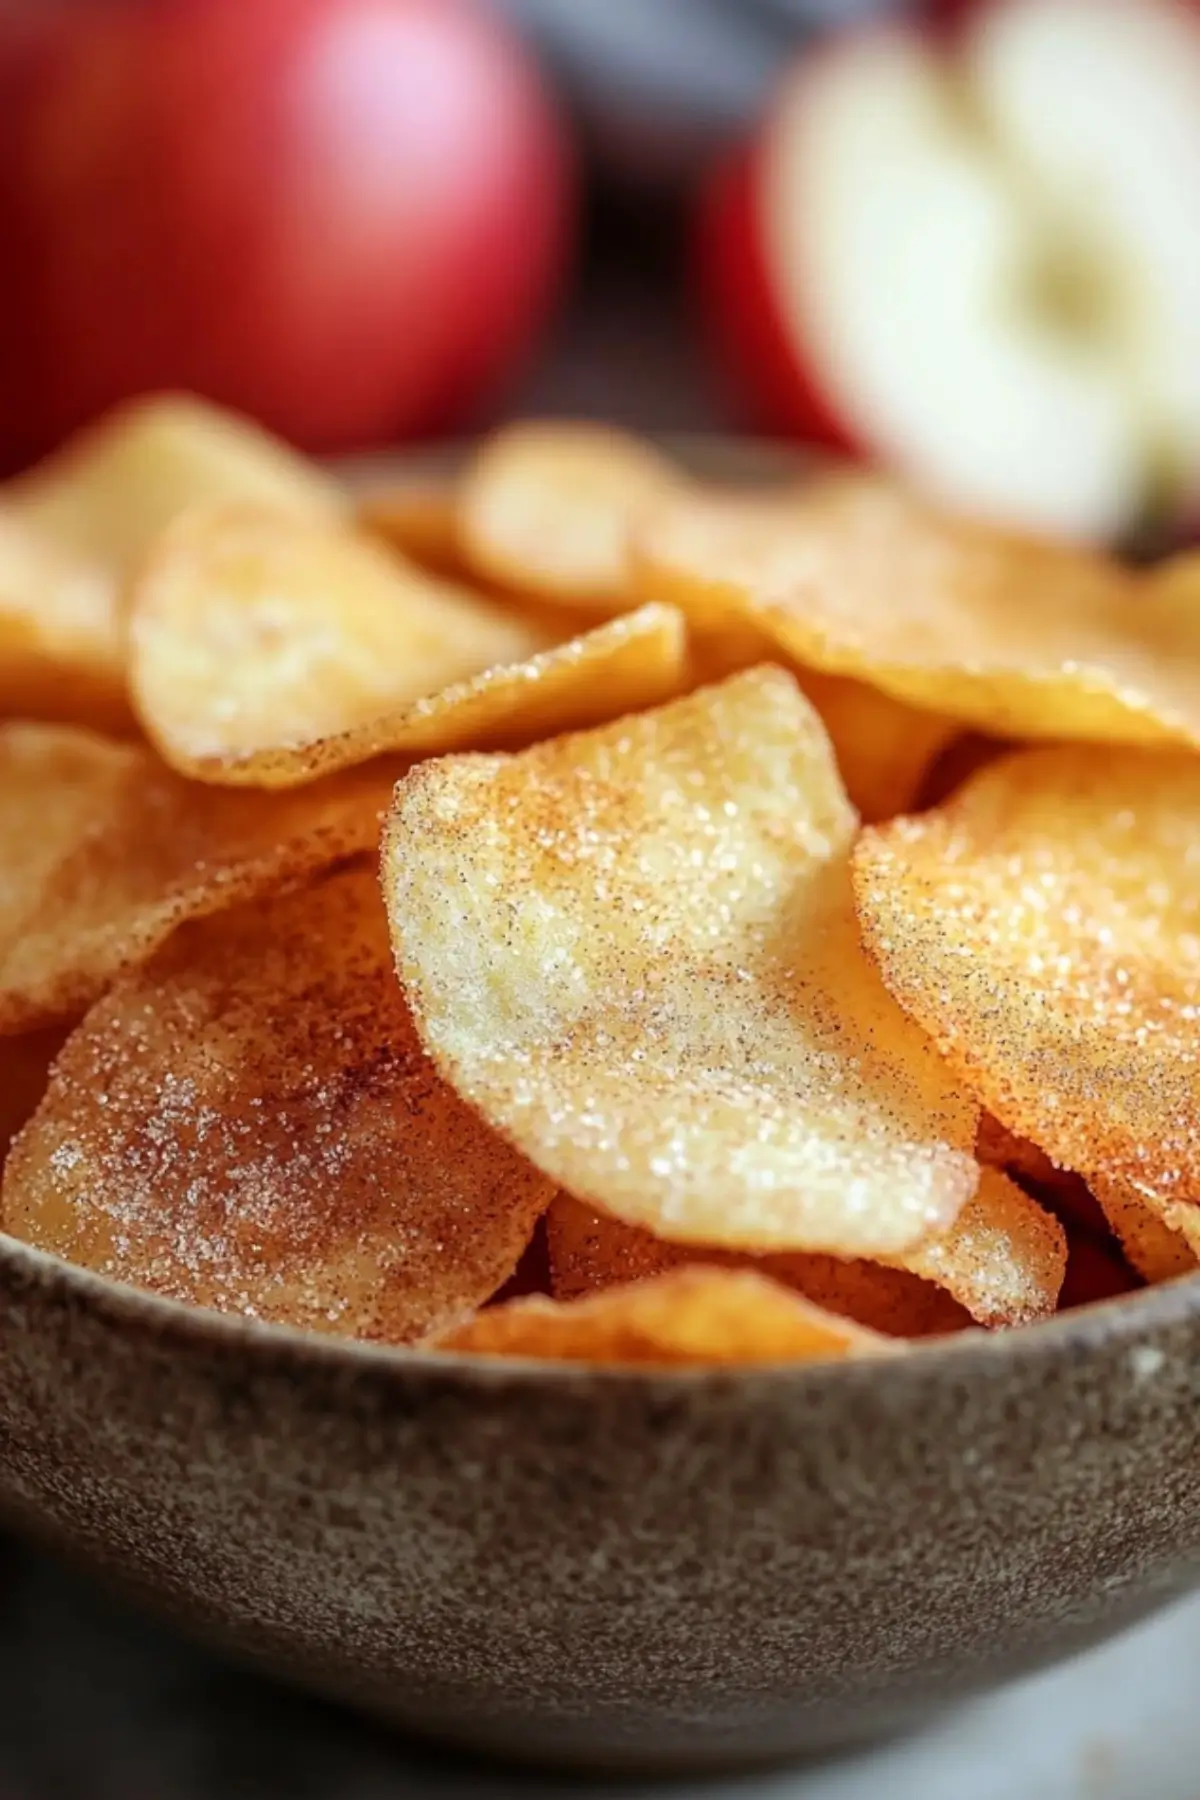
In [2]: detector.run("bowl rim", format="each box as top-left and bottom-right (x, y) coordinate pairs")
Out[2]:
(4, 1228), (1198, 1396)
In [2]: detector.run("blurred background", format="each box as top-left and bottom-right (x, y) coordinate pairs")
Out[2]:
(7, 0), (1200, 544)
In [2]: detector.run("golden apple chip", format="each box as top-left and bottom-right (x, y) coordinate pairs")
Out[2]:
(854, 744), (1200, 1210)
(0, 1025), (70, 1164)
(0, 395), (343, 735)
(385, 668), (979, 1259)
(799, 672), (958, 824)
(1058, 1231), (1138, 1309)
(438, 1266), (894, 1366)
(545, 1195), (970, 1337)
(895, 1168), (1066, 1327)
(3, 868), (554, 1342)
(634, 474), (1200, 748)
(459, 421), (678, 610)
(0, 721), (394, 1033)
(358, 473), (464, 578)
(10, 393), (343, 575)
(1090, 1177), (1200, 1285)
(915, 732), (1007, 812)
(0, 514), (129, 732)
(547, 1165), (1062, 1332)
(975, 1112), (1107, 1237)
(130, 506), (690, 787)
(975, 1114), (1062, 1193)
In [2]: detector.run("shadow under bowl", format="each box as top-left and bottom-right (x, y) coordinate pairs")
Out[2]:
(1, 1238), (1199, 1773)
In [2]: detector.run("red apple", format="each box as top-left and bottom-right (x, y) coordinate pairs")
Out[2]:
(696, 146), (851, 450)
(915, 0), (980, 31)
(700, 0), (1200, 542)
(0, 0), (573, 470)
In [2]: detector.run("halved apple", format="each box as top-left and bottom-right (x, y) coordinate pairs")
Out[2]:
(701, 0), (1200, 542)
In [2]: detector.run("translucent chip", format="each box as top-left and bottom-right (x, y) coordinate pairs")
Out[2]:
(130, 506), (690, 787)
(635, 473), (1200, 748)
(11, 394), (342, 572)
(437, 1266), (895, 1366)
(1090, 1177), (1200, 1284)
(800, 672), (958, 824)
(0, 721), (394, 1032)
(916, 732), (1008, 812)
(358, 473), (464, 578)
(386, 668), (979, 1259)
(895, 1168), (1065, 1326)
(1057, 1229), (1138, 1309)
(3, 868), (554, 1342)
(547, 1164), (1062, 1331)
(976, 1112), (1108, 1236)
(0, 396), (342, 734)
(976, 1114), (1062, 1193)
(546, 1195), (970, 1337)
(0, 513), (129, 732)
(0, 1026), (69, 1165)
(854, 744), (1200, 1209)
(459, 421), (678, 610)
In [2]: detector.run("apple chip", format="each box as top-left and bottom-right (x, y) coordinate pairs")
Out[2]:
(800, 672), (958, 823)
(3, 868), (554, 1342)
(358, 473), (463, 577)
(386, 668), (979, 1258)
(895, 1168), (1065, 1327)
(548, 1165), (1061, 1332)
(1090, 1178), (1200, 1285)
(0, 1026), (70, 1164)
(634, 474), (1200, 748)
(854, 744), (1200, 1209)
(547, 1194), (706, 1297)
(0, 513), (129, 732)
(916, 732), (1006, 811)
(0, 395), (342, 735)
(437, 1267), (894, 1366)
(0, 721), (394, 1033)
(130, 506), (690, 787)
(975, 1114), (1061, 1193)
(975, 1112), (1107, 1236)
(1057, 1231), (1138, 1310)
(9, 393), (343, 576)
(546, 1195), (970, 1336)
(459, 421), (678, 610)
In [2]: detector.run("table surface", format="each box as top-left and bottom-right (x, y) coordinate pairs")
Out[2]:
(2, 1546), (1200, 1800)
(5, 255), (1200, 1800)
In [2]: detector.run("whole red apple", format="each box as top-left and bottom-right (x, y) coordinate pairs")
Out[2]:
(700, 0), (1200, 543)
(0, 0), (573, 469)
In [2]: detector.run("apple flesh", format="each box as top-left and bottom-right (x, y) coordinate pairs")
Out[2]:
(702, 0), (1200, 542)
(0, 0), (573, 470)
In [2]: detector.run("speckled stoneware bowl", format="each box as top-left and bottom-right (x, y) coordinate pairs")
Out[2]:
(2, 1245), (1200, 1771)
(2, 439), (1200, 1772)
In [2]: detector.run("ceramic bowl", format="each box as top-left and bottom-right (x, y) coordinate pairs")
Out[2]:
(2, 1237), (1200, 1772)
(3, 438), (1200, 1773)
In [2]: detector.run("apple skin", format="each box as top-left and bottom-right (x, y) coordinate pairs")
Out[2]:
(916, 0), (979, 31)
(696, 142), (856, 453)
(0, 0), (574, 470)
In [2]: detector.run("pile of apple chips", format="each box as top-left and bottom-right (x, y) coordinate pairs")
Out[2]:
(4, 402), (1200, 1367)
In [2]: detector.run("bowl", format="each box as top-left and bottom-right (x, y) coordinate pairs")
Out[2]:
(3, 435), (1200, 1774)
(2, 1237), (1200, 1773)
